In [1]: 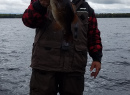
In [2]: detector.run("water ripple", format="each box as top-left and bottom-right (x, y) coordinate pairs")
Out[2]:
(6, 68), (20, 71)
(99, 76), (130, 90)
(108, 61), (130, 66)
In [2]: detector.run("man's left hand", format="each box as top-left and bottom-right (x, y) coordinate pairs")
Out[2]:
(90, 61), (101, 78)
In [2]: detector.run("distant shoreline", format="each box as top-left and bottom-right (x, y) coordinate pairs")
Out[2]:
(0, 13), (130, 18)
(96, 13), (130, 18)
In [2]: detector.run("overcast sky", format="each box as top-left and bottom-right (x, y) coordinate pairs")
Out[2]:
(0, 0), (130, 14)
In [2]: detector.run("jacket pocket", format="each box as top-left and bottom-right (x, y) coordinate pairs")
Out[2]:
(72, 45), (87, 71)
(32, 41), (62, 68)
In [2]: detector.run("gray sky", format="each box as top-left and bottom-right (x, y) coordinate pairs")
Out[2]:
(0, 0), (130, 14)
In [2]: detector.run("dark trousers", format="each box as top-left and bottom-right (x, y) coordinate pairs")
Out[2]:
(30, 69), (84, 95)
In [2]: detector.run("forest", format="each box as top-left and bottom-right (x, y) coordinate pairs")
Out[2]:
(0, 13), (130, 18)
(0, 14), (22, 18)
(96, 13), (130, 18)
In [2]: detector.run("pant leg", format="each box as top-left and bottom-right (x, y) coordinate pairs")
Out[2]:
(58, 72), (84, 95)
(30, 69), (58, 95)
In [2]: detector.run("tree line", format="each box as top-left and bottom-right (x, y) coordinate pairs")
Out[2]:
(0, 13), (130, 18)
(0, 14), (22, 18)
(96, 13), (130, 18)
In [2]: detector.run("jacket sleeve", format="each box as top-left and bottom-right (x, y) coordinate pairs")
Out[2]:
(22, 0), (47, 28)
(88, 11), (103, 63)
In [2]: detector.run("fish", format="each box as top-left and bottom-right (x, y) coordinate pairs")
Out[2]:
(50, 0), (74, 42)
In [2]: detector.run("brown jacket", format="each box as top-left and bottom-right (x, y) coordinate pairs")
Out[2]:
(31, 0), (90, 72)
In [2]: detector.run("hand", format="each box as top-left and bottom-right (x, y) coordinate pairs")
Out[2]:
(90, 61), (101, 78)
(39, 0), (50, 7)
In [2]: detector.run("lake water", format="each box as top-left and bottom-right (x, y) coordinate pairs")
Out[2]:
(0, 18), (130, 95)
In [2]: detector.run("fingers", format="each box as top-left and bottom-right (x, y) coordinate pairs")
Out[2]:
(90, 68), (100, 78)
(90, 63), (95, 71)
(90, 63), (97, 78)
(94, 67), (101, 78)
(90, 61), (101, 78)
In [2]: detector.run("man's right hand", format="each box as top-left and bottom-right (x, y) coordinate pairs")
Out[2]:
(39, 0), (50, 7)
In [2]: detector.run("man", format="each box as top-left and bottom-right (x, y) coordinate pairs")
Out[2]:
(22, 0), (103, 95)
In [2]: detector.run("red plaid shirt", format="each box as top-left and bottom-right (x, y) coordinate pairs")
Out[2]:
(22, 0), (103, 62)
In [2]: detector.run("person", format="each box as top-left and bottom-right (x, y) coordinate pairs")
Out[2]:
(22, 0), (103, 95)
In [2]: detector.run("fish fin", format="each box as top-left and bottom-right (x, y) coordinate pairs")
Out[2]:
(72, 14), (79, 24)
(71, 4), (77, 14)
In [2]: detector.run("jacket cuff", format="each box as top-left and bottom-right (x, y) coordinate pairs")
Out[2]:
(91, 51), (103, 63)
(32, 0), (47, 15)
